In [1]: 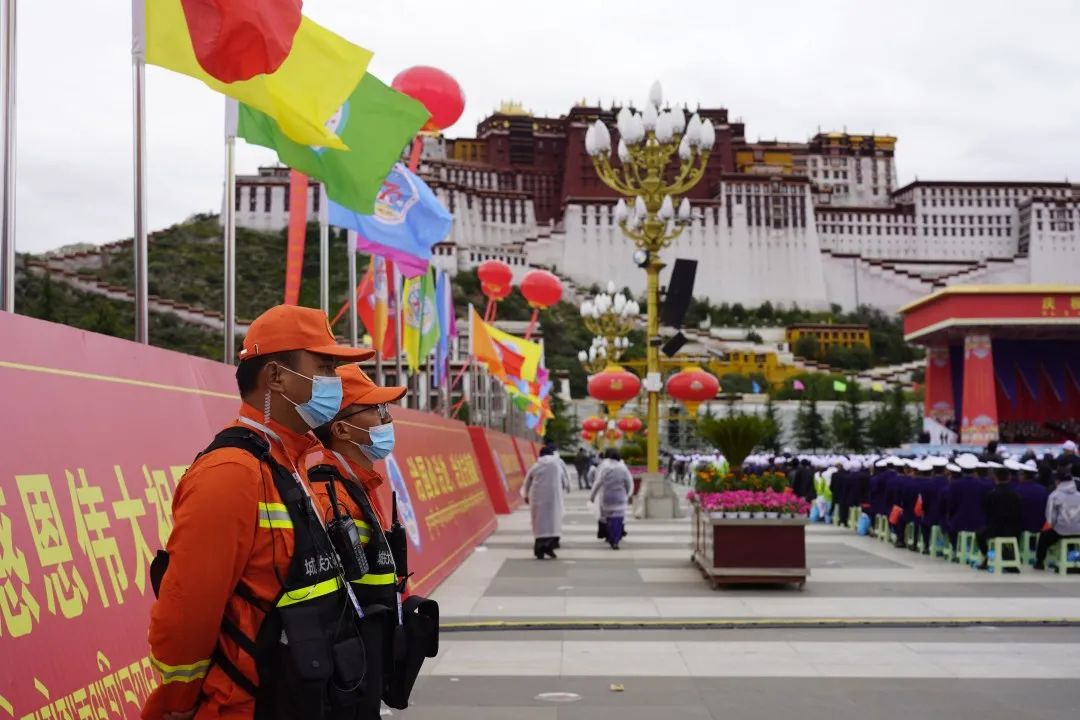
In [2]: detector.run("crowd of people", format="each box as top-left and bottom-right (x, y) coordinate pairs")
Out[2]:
(743, 441), (1080, 571)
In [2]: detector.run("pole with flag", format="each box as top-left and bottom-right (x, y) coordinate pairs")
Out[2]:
(394, 263), (405, 404)
(130, 0), (149, 343)
(0, 0), (16, 313)
(223, 99), (237, 362)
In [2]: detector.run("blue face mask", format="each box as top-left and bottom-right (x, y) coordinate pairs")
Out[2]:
(353, 422), (395, 461)
(280, 366), (343, 429)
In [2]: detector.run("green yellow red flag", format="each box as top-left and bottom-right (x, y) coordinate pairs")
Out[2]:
(136, 0), (370, 149)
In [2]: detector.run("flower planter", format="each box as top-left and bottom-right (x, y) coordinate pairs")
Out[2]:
(691, 504), (809, 590)
(763, 512), (779, 519)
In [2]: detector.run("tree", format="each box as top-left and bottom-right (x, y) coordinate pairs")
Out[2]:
(867, 384), (917, 449)
(793, 334), (820, 360)
(762, 394), (782, 452)
(697, 414), (770, 472)
(746, 330), (763, 344)
(543, 394), (575, 450)
(793, 389), (829, 451)
(831, 382), (866, 451)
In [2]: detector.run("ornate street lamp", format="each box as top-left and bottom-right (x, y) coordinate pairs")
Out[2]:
(578, 336), (624, 375)
(584, 81), (714, 473)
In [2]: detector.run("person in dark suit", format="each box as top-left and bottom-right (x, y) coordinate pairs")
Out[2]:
(917, 466), (949, 554)
(946, 455), (991, 547)
(975, 468), (1024, 570)
(793, 459), (815, 501)
(1011, 460), (1049, 536)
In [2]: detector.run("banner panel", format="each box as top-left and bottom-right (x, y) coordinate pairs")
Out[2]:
(0, 313), (492, 718)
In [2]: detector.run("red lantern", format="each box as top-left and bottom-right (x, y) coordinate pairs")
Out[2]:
(582, 416), (607, 433)
(617, 416), (643, 435)
(666, 366), (720, 417)
(587, 365), (642, 416)
(391, 66), (465, 132)
(477, 260), (513, 302)
(604, 428), (623, 442)
(520, 270), (563, 309)
(581, 430), (596, 442)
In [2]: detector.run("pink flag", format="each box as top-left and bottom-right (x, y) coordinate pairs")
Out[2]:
(793, 379), (806, 391)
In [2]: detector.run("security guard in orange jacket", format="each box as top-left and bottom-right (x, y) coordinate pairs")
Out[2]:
(143, 305), (373, 720)
(304, 364), (409, 718)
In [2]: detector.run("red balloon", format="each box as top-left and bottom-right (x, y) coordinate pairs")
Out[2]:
(477, 260), (513, 302)
(520, 269), (563, 310)
(392, 66), (465, 132)
(181, 0), (302, 83)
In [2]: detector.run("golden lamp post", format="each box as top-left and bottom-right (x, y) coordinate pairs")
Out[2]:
(577, 282), (640, 375)
(583, 81), (714, 473)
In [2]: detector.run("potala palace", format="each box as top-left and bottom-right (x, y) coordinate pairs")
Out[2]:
(233, 101), (1078, 312)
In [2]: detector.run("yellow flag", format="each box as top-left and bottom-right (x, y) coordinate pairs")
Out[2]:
(484, 321), (543, 383)
(139, 0), (371, 149)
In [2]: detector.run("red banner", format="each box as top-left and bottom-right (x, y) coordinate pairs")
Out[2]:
(0, 312), (494, 718)
(924, 345), (955, 424)
(370, 410), (496, 598)
(285, 169), (309, 305)
(467, 427), (526, 514)
(960, 332), (999, 444)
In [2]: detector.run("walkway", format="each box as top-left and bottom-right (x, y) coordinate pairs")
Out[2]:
(400, 489), (1080, 719)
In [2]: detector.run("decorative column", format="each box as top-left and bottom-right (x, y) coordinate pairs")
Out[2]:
(924, 346), (955, 425)
(960, 333), (999, 445)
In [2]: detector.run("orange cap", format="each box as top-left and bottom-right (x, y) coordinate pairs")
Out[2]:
(239, 305), (374, 361)
(338, 363), (407, 409)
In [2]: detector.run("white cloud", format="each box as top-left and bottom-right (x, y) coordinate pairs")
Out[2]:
(10, 0), (1079, 253)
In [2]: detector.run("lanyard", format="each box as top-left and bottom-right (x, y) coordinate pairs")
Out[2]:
(331, 450), (405, 626)
(238, 417), (365, 619)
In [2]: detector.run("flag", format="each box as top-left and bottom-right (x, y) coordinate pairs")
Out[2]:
(433, 271), (456, 387)
(240, 73), (429, 214)
(178, 0), (301, 82)
(486, 323), (543, 383)
(751, 380), (761, 393)
(346, 256), (395, 357)
(871, 381), (885, 393)
(332, 164), (452, 277)
(470, 306), (505, 379)
(793, 379), (806, 391)
(137, 0), (370, 149)
(833, 380), (848, 393)
(402, 268), (440, 372)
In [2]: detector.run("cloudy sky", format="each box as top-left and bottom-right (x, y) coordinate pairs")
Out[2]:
(11, 0), (1080, 253)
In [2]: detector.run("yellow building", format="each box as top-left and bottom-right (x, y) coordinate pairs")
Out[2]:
(707, 349), (803, 389)
(785, 323), (871, 352)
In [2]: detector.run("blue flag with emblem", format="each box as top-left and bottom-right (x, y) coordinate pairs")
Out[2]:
(331, 163), (452, 279)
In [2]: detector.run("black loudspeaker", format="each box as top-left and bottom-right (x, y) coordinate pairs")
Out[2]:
(661, 332), (688, 357)
(660, 259), (697, 327)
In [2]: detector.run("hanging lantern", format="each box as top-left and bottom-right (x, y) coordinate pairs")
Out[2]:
(666, 366), (720, 417)
(391, 66), (466, 132)
(582, 416), (607, 433)
(581, 430), (596, 442)
(520, 270), (563, 309)
(604, 427), (624, 442)
(617, 416), (643, 435)
(587, 365), (642, 416)
(477, 260), (513, 302)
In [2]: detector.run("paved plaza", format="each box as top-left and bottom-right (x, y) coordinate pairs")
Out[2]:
(398, 489), (1080, 719)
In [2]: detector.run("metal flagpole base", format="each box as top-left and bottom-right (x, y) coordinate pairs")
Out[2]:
(632, 472), (683, 519)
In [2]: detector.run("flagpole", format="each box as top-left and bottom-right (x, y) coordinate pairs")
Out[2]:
(346, 230), (358, 347)
(0, 0), (16, 313)
(223, 101), (237, 363)
(131, 9), (149, 344)
(394, 265), (405, 405)
(319, 184), (329, 315)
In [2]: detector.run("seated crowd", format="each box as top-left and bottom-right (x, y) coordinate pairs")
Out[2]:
(747, 441), (1080, 572)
